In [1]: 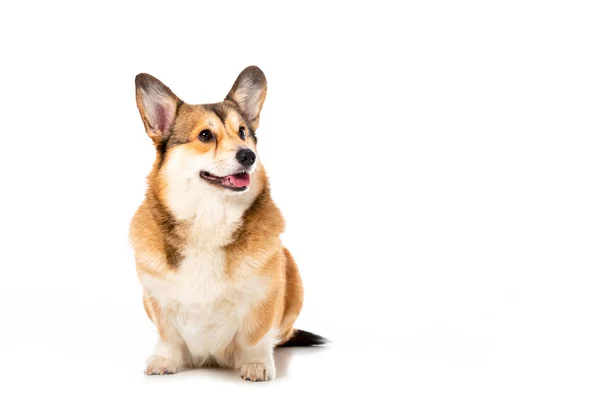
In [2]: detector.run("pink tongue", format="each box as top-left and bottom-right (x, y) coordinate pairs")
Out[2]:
(223, 172), (250, 188)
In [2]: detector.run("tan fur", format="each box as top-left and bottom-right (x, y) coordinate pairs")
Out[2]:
(279, 248), (304, 343)
(130, 67), (306, 381)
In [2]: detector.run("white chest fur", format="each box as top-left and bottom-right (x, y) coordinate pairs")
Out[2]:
(143, 245), (268, 361)
(141, 190), (267, 361)
(142, 158), (268, 361)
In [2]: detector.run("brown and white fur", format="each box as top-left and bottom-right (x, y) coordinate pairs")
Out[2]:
(129, 66), (324, 382)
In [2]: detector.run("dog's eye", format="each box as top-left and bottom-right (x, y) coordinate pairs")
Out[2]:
(239, 127), (246, 140)
(198, 129), (214, 142)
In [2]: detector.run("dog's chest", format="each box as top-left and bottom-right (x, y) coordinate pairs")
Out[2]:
(182, 252), (265, 352)
(148, 196), (244, 306)
(144, 236), (265, 357)
(142, 193), (266, 355)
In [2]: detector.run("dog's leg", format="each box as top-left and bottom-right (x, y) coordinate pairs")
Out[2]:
(143, 294), (189, 375)
(235, 252), (286, 381)
(236, 330), (277, 382)
(145, 337), (188, 375)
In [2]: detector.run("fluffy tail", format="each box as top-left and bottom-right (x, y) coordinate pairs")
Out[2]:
(278, 329), (328, 347)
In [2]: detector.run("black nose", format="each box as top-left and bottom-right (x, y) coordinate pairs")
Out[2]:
(236, 148), (256, 167)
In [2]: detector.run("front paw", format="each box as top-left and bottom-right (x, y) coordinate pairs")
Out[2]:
(240, 363), (274, 382)
(145, 356), (179, 375)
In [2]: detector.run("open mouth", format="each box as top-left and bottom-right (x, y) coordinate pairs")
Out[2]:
(199, 170), (250, 191)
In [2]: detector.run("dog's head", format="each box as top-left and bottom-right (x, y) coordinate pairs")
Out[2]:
(135, 67), (267, 196)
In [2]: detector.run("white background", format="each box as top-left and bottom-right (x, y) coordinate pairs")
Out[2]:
(1, 1), (599, 398)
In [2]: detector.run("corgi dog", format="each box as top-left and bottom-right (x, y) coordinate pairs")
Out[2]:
(129, 66), (325, 382)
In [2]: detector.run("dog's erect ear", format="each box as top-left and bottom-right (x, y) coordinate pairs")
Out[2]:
(225, 66), (267, 130)
(135, 73), (181, 143)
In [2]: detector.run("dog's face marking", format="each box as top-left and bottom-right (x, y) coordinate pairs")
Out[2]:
(161, 103), (258, 193)
(135, 67), (267, 197)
